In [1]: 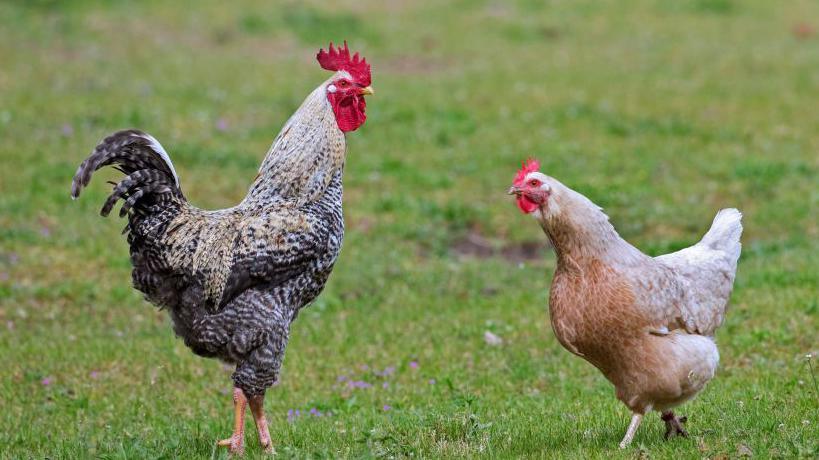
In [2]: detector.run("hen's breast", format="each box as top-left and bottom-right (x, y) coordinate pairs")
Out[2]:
(548, 258), (648, 372)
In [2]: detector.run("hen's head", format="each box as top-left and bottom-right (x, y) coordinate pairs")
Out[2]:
(508, 159), (562, 218)
(317, 41), (373, 133)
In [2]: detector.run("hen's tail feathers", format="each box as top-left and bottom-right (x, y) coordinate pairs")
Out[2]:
(70, 130), (185, 217)
(700, 208), (743, 263)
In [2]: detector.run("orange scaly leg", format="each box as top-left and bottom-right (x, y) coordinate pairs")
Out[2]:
(249, 394), (274, 453)
(217, 387), (247, 455)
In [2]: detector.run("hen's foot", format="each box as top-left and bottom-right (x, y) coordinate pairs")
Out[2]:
(249, 394), (275, 454)
(217, 387), (248, 455)
(661, 411), (688, 440)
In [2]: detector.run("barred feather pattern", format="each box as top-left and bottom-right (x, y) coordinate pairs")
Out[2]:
(71, 73), (349, 396)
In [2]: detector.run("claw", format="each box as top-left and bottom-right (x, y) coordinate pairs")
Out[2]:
(661, 411), (689, 440)
(217, 434), (245, 455)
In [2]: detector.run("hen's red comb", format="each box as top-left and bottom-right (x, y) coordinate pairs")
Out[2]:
(513, 159), (541, 186)
(316, 41), (371, 87)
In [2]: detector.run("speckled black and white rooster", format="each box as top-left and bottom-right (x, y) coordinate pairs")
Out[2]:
(70, 42), (373, 454)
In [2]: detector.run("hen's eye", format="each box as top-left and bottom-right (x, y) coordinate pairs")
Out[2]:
(529, 179), (540, 187)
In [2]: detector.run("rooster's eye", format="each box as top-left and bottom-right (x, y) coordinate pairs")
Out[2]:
(529, 179), (540, 187)
(338, 80), (349, 87)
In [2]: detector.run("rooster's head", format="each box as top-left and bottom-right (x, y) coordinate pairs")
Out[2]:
(317, 41), (373, 133)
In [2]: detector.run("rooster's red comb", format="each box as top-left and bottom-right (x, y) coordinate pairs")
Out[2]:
(317, 41), (371, 87)
(513, 159), (541, 186)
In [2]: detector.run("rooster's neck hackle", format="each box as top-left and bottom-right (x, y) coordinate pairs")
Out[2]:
(245, 79), (346, 205)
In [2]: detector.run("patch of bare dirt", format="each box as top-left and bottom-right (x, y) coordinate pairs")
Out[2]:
(450, 230), (545, 263)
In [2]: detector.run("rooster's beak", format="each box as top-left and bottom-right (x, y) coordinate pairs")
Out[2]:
(508, 186), (522, 196)
(359, 86), (374, 96)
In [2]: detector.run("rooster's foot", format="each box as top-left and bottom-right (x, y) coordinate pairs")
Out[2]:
(217, 387), (248, 455)
(217, 433), (245, 455)
(661, 411), (688, 440)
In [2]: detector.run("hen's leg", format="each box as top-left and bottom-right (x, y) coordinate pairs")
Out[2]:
(661, 411), (688, 439)
(248, 394), (274, 453)
(619, 413), (643, 448)
(217, 387), (247, 455)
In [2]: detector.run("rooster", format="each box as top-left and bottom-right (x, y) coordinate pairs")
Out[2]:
(70, 42), (374, 454)
(508, 160), (742, 448)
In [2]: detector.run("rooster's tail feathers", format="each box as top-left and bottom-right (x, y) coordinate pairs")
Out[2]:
(700, 208), (743, 261)
(70, 130), (184, 216)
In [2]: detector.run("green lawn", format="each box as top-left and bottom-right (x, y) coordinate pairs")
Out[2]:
(1, 0), (817, 458)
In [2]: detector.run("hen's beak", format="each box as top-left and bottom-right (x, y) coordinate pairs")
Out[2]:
(359, 86), (374, 96)
(508, 186), (522, 196)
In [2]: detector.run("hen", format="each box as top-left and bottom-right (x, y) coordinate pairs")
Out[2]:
(70, 42), (374, 454)
(508, 160), (742, 448)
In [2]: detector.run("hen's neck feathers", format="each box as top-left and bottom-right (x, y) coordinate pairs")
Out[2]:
(244, 78), (346, 206)
(540, 187), (646, 267)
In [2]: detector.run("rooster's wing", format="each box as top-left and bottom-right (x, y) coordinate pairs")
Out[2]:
(213, 205), (335, 310)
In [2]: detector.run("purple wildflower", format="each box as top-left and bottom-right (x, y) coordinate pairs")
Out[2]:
(376, 366), (396, 377)
(216, 118), (229, 132)
(337, 375), (348, 382)
(347, 380), (372, 389)
(89, 371), (100, 379)
(382, 382), (389, 389)
(61, 123), (74, 137)
(359, 364), (369, 371)
(41, 377), (53, 386)
(409, 361), (419, 369)
(382, 405), (392, 411)
(428, 379), (436, 385)
(309, 407), (320, 417)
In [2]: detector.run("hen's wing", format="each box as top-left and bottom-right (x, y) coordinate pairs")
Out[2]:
(645, 210), (742, 336)
(651, 245), (737, 336)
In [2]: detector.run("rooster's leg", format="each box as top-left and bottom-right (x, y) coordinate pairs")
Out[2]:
(248, 393), (274, 453)
(217, 387), (247, 455)
(661, 411), (688, 439)
(619, 413), (643, 449)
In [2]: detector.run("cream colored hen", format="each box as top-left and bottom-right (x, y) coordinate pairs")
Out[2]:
(509, 160), (742, 448)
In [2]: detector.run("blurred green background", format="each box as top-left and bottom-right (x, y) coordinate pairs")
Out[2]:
(0, 0), (817, 458)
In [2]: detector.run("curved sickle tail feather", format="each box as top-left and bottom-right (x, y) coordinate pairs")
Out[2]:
(70, 129), (186, 217)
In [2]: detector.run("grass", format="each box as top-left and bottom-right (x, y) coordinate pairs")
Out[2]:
(1, 0), (817, 458)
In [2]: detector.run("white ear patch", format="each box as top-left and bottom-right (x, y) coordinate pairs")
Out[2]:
(327, 84), (337, 94)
